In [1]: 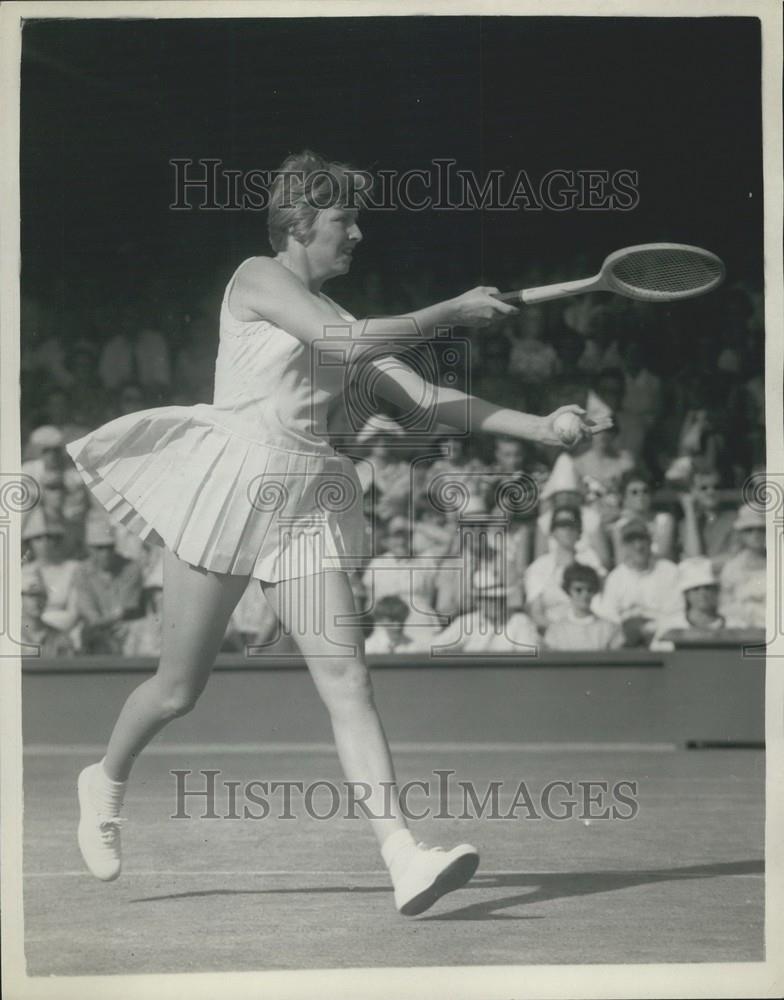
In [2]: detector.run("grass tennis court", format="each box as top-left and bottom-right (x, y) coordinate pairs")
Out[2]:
(23, 743), (763, 975)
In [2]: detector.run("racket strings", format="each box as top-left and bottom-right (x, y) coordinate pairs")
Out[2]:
(609, 248), (723, 298)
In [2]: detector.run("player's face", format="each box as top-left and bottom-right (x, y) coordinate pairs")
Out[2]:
(308, 206), (362, 278)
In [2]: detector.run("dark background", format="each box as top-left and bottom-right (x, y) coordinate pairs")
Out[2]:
(21, 15), (763, 312)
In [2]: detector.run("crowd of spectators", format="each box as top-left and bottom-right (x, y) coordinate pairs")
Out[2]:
(19, 261), (766, 656)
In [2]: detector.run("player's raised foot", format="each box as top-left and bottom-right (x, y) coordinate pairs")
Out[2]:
(77, 762), (127, 881)
(390, 842), (480, 917)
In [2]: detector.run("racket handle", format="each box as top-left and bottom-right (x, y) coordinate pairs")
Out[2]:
(496, 275), (602, 305)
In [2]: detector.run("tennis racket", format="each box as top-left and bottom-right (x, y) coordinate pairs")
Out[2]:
(496, 243), (725, 305)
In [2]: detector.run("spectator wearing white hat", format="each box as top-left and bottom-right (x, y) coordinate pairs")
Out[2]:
(718, 503), (766, 629)
(651, 556), (733, 651)
(73, 513), (143, 654)
(22, 426), (90, 533)
(21, 564), (75, 658)
(22, 507), (82, 634)
(651, 556), (743, 652)
(433, 572), (538, 655)
(599, 518), (682, 647)
(123, 560), (165, 657)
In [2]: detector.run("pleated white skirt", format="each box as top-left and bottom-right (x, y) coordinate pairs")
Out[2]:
(66, 405), (367, 581)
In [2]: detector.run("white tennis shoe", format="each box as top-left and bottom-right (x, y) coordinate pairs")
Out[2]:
(77, 763), (126, 881)
(391, 842), (479, 916)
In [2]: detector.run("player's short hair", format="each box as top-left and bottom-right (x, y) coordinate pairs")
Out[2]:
(268, 150), (367, 252)
(562, 562), (601, 595)
(373, 595), (410, 625)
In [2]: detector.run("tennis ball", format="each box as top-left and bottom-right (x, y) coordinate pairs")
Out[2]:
(553, 411), (584, 446)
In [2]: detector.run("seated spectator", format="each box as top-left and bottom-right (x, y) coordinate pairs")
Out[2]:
(544, 564), (622, 651)
(618, 337), (662, 458)
(430, 434), (487, 479)
(114, 381), (148, 418)
(535, 454), (611, 568)
(525, 507), (605, 632)
(34, 387), (91, 447)
(410, 498), (454, 558)
(506, 307), (560, 384)
(123, 560), (164, 657)
(64, 339), (109, 427)
(719, 503), (766, 629)
(22, 508), (82, 635)
(677, 463), (738, 570)
(599, 518), (682, 647)
(541, 328), (590, 413)
(366, 595), (427, 654)
(99, 304), (172, 393)
(573, 392), (634, 493)
(73, 513), (143, 654)
(652, 557), (737, 651)
(433, 574), (539, 655)
(363, 517), (441, 639)
(23, 425), (87, 496)
(472, 335), (521, 410)
(20, 564), (75, 657)
(38, 468), (85, 559)
(610, 468), (676, 563)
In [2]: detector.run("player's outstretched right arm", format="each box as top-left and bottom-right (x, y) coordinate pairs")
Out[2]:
(231, 258), (518, 350)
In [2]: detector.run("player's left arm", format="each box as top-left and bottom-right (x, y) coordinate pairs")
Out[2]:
(369, 355), (611, 448)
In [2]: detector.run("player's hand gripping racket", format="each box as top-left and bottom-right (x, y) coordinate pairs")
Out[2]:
(496, 243), (725, 305)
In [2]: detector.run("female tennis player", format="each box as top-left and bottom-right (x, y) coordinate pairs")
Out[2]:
(67, 150), (604, 916)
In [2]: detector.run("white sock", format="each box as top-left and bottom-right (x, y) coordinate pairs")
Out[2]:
(381, 829), (417, 872)
(89, 759), (126, 816)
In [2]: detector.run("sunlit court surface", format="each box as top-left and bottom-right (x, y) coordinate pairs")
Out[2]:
(23, 740), (763, 975)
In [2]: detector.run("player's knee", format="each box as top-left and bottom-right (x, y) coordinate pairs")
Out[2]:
(158, 680), (204, 719)
(316, 658), (373, 712)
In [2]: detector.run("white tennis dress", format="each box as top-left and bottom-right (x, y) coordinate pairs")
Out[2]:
(67, 259), (367, 581)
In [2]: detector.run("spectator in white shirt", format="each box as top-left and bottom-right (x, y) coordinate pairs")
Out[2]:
(652, 557), (736, 651)
(544, 564), (622, 651)
(363, 517), (441, 640)
(22, 508), (82, 635)
(433, 574), (539, 656)
(719, 503), (766, 629)
(600, 518), (682, 647)
(525, 506), (605, 632)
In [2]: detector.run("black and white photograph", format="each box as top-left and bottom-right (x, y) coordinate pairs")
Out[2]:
(1, 2), (782, 998)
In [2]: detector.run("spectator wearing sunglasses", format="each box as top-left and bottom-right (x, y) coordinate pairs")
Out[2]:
(678, 463), (738, 571)
(609, 468), (676, 564)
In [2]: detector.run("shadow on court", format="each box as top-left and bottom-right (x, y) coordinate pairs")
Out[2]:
(127, 858), (763, 918)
